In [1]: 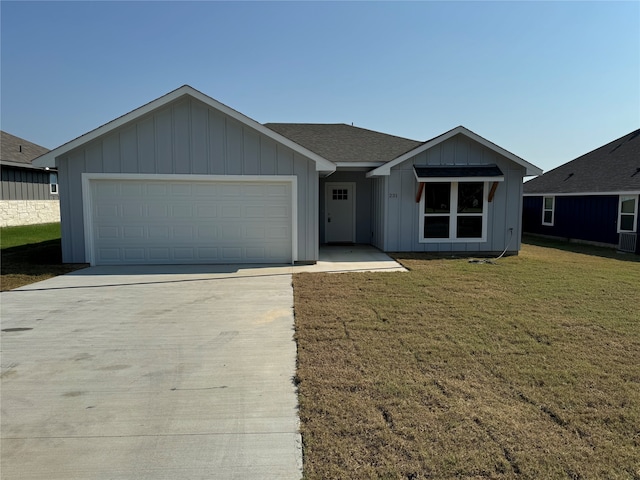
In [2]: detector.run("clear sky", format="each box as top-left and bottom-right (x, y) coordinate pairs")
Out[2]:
(1, 1), (638, 174)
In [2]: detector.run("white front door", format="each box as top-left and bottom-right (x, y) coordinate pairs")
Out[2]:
(325, 182), (355, 243)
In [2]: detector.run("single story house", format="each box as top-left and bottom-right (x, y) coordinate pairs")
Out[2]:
(34, 85), (541, 266)
(523, 129), (640, 253)
(1, 131), (59, 227)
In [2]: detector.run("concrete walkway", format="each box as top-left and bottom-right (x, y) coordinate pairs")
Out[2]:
(0, 246), (404, 479)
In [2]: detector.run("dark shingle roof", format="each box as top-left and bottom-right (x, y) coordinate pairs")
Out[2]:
(264, 123), (422, 164)
(524, 129), (640, 194)
(1, 131), (50, 167)
(414, 164), (504, 179)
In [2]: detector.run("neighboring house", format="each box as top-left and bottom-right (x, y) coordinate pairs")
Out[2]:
(523, 129), (640, 254)
(0, 131), (59, 227)
(33, 85), (541, 266)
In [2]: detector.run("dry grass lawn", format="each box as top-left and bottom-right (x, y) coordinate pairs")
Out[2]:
(294, 242), (639, 479)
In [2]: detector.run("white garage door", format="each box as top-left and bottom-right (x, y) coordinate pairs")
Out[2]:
(88, 178), (293, 265)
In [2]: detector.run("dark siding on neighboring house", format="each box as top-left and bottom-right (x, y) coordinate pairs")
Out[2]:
(0, 166), (57, 200)
(523, 195), (620, 245)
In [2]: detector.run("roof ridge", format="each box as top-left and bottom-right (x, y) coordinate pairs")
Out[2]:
(264, 122), (421, 143)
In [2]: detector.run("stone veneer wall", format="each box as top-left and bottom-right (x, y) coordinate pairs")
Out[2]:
(0, 200), (61, 227)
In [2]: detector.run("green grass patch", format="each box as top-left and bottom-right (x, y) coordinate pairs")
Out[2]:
(1, 223), (86, 291)
(0, 222), (62, 249)
(294, 243), (640, 479)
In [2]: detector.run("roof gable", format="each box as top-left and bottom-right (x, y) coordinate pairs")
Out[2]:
(1, 131), (49, 166)
(264, 123), (422, 165)
(367, 126), (542, 177)
(523, 129), (640, 195)
(33, 86), (335, 173)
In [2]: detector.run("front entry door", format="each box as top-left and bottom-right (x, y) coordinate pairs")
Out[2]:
(325, 182), (355, 243)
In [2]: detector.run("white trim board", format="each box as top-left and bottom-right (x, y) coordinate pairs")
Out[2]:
(81, 173), (298, 266)
(524, 191), (640, 197)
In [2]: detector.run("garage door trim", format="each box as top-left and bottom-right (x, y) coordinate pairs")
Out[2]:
(81, 173), (298, 266)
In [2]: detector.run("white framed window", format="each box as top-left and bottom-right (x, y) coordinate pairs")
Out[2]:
(542, 196), (555, 226)
(49, 172), (58, 195)
(618, 195), (637, 233)
(419, 181), (488, 242)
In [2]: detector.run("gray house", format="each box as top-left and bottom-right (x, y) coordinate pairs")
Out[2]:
(1, 131), (58, 227)
(34, 85), (541, 266)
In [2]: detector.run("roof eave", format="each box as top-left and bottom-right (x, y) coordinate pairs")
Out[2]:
(0, 159), (55, 171)
(33, 86), (336, 173)
(367, 126), (542, 177)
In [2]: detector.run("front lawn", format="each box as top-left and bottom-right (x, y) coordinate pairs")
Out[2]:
(0, 222), (62, 249)
(1, 223), (86, 291)
(293, 243), (640, 479)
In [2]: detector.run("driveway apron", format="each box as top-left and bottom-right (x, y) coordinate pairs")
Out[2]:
(1, 267), (301, 479)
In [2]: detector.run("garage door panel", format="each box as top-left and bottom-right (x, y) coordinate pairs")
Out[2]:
(174, 226), (194, 240)
(148, 225), (170, 239)
(170, 183), (192, 195)
(97, 204), (120, 218)
(90, 179), (292, 265)
(146, 183), (168, 196)
(124, 248), (145, 261)
(123, 226), (144, 238)
(220, 184), (241, 196)
(266, 205), (289, 218)
(122, 204), (143, 218)
(197, 226), (218, 239)
(121, 183), (143, 197)
(195, 205), (217, 217)
(266, 226), (290, 239)
(149, 248), (171, 261)
(98, 248), (120, 261)
(97, 226), (120, 239)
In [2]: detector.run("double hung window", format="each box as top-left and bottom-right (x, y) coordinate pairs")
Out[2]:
(618, 195), (638, 232)
(542, 196), (554, 225)
(49, 172), (58, 195)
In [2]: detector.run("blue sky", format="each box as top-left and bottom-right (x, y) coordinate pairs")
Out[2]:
(1, 1), (638, 174)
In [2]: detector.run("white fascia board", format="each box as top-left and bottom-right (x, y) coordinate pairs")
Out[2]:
(34, 85), (336, 174)
(335, 162), (385, 168)
(0, 160), (50, 170)
(524, 191), (640, 197)
(367, 126), (542, 178)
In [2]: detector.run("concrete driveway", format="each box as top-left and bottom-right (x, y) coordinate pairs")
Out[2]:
(1, 266), (302, 479)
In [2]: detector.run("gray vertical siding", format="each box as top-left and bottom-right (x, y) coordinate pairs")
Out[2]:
(371, 176), (386, 250)
(382, 133), (526, 253)
(0, 166), (58, 200)
(56, 97), (319, 263)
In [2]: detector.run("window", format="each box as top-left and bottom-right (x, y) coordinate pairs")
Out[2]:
(49, 172), (58, 195)
(332, 189), (348, 200)
(618, 195), (637, 232)
(420, 182), (487, 242)
(542, 196), (554, 226)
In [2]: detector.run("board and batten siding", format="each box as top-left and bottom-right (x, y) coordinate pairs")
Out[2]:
(1, 166), (57, 201)
(383, 134), (525, 253)
(371, 176), (386, 250)
(56, 97), (319, 264)
(523, 195), (621, 246)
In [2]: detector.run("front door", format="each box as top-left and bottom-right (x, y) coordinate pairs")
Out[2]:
(325, 182), (355, 243)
